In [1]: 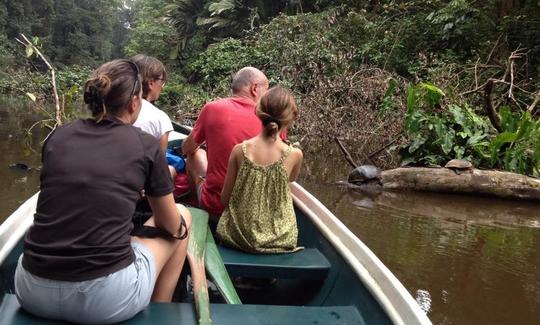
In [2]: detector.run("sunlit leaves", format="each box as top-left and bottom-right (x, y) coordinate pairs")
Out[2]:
(399, 81), (540, 176)
(25, 45), (33, 58)
(25, 92), (36, 102)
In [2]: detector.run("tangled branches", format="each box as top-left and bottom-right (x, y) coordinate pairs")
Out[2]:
(458, 42), (538, 124)
(292, 66), (407, 169)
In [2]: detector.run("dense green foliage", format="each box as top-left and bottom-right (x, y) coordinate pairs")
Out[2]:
(0, 0), (129, 66)
(400, 83), (493, 167)
(124, 0), (178, 63)
(400, 82), (540, 175)
(1, 0), (539, 174)
(0, 0), (131, 112)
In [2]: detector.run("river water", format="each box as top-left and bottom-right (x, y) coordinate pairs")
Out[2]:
(1, 99), (539, 325)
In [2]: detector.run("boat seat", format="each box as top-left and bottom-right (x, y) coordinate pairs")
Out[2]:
(218, 246), (331, 280)
(0, 294), (364, 325)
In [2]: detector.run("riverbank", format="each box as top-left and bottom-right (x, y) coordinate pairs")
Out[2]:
(2, 5), (539, 173)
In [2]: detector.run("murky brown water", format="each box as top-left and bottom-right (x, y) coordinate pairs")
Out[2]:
(2, 99), (540, 325)
(299, 149), (540, 325)
(0, 98), (43, 219)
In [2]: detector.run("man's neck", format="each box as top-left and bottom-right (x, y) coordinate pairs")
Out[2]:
(233, 91), (255, 103)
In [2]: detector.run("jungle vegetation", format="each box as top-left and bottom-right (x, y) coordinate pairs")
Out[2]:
(1, 0), (539, 174)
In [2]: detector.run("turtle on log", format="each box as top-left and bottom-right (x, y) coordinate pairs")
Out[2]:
(444, 159), (474, 175)
(348, 165), (382, 186)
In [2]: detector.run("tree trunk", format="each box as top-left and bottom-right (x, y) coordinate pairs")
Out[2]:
(381, 167), (540, 201)
(499, 0), (520, 18)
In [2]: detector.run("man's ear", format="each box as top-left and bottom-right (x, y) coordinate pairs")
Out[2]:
(249, 83), (258, 97)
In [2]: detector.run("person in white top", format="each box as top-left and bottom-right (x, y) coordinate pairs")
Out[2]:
(132, 54), (173, 152)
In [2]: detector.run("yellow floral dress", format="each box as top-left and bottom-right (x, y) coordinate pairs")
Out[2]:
(216, 142), (302, 253)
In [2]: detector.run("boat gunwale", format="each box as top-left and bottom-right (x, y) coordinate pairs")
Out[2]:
(290, 182), (432, 325)
(0, 192), (39, 265)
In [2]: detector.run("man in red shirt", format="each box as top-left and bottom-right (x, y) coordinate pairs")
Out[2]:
(182, 67), (269, 220)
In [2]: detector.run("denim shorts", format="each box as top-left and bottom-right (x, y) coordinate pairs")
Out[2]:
(14, 242), (156, 324)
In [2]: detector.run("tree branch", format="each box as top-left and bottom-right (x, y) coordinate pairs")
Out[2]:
(16, 34), (62, 127)
(484, 80), (502, 132)
(334, 137), (358, 169)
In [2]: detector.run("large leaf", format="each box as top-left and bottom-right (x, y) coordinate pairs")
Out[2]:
(514, 111), (533, 142)
(489, 132), (518, 165)
(406, 84), (418, 113)
(466, 132), (487, 146)
(379, 78), (398, 117)
(491, 132), (518, 148)
(208, 0), (237, 16)
(499, 106), (518, 132)
(408, 136), (426, 153)
(419, 82), (445, 108)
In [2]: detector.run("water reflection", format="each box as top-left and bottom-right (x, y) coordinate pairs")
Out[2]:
(0, 97), (44, 220)
(299, 151), (540, 325)
(348, 187), (540, 230)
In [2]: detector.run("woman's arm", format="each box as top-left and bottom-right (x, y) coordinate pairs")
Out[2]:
(159, 131), (170, 153)
(147, 193), (182, 236)
(288, 148), (304, 182)
(220, 145), (241, 207)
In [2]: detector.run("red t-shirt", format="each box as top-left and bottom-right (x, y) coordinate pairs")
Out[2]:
(191, 97), (262, 216)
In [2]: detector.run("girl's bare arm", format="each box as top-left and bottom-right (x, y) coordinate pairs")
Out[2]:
(221, 145), (242, 207)
(289, 148), (304, 182)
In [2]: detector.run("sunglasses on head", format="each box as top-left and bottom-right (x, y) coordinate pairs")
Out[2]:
(127, 60), (140, 98)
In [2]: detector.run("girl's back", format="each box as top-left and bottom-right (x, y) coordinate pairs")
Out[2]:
(243, 137), (302, 181)
(216, 139), (302, 253)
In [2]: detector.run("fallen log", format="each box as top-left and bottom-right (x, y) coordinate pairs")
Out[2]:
(381, 167), (540, 202)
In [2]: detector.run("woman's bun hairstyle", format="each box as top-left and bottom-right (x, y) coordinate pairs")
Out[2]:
(83, 59), (142, 122)
(83, 74), (111, 120)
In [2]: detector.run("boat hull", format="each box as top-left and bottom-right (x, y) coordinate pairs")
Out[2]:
(0, 123), (430, 324)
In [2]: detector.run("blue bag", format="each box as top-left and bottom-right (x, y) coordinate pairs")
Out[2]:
(166, 149), (186, 173)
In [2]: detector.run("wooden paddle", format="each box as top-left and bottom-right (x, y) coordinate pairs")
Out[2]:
(186, 208), (212, 325)
(204, 227), (242, 304)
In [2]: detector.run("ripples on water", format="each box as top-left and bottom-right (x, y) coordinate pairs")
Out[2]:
(299, 149), (540, 325)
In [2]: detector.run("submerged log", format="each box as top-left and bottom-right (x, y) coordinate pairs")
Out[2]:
(381, 167), (540, 202)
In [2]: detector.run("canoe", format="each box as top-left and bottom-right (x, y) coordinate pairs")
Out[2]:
(0, 123), (431, 325)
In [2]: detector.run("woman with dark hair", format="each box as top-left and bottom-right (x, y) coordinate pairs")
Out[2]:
(14, 59), (191, 324)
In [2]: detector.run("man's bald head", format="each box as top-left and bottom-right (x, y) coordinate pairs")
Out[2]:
(231, 67), (268, 100)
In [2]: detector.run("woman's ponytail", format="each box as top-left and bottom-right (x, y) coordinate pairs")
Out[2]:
(256, 86), (298, 140)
